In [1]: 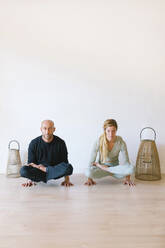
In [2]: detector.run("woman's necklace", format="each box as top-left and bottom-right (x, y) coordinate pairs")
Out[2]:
(107, 137), (116, 151)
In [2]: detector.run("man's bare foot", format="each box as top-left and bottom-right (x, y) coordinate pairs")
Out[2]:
(84, 178), (96, 186)
(61, 176), (74, 187)
(22, 180), (37, 187)
(61, 181), (74, 187)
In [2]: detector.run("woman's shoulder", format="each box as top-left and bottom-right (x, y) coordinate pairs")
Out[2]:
(116, 136), (125, 143)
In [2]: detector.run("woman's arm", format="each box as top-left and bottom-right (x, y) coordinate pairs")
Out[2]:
(120, 139), (130, 164)
(84, 140), (100, 186)
(89, 139), (100, 166)
(120, 139), (135, 186)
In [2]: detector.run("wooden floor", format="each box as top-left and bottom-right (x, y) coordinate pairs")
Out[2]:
(0, 174), (165, 248)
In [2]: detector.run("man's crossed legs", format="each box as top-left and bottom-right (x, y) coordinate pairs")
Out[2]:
(20, 162), (73, 187)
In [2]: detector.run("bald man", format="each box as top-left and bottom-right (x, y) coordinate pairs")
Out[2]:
(20, 120), (73, 187)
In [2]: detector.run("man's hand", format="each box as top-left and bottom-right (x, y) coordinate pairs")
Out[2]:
(61, 176), (74, 187)
(29, 163), (46, 172)
(29, 163), (39, 168)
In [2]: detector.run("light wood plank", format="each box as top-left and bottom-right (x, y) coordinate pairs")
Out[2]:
(0, 174), (165, 248)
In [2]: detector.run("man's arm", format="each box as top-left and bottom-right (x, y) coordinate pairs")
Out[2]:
(28, 141), (37, 164)
(60, 141), (74, 186)
(60, 140), (69, 163)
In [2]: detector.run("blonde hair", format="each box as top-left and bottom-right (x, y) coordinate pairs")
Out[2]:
(99, 119), (118, 163)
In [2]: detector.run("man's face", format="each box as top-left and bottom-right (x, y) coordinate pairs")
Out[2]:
(40, 121), (55, 142)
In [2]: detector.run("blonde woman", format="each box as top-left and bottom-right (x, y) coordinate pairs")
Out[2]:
(84, 119), (135, 186)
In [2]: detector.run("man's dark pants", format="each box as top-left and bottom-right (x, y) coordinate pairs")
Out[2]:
(20, 163), (73, 183)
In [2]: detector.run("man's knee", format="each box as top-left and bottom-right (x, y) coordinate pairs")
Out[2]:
(66, 163), (73, 175)
(20, 166), (29, 178)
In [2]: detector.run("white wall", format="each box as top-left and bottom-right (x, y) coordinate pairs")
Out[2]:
(0, 0), (165, 174)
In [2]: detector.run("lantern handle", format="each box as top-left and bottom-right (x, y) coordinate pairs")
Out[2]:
(8, 140), (20, 150)
(140, 127), (156, 141)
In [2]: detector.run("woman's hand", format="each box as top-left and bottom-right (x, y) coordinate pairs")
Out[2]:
(84, 178), (96, 186)
(93, 163), (108, 170)
(92, 162), (99, 167)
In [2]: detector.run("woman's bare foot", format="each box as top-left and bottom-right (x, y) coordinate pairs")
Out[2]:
(123, 179), (135, 187)
(22, 180), (37, 187)
(84, 178), (96, 186)
(124, 175), (135, 187)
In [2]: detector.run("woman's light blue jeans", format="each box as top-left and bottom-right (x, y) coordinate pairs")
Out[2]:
(85, 163), (134, 179)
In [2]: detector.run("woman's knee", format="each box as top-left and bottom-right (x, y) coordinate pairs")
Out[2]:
(85, 166), (110, 179)
(85, 166), (96, 178)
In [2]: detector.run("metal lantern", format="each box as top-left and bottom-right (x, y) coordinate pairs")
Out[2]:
(135, 127), (161, 181)
(6, 140), (22, 178)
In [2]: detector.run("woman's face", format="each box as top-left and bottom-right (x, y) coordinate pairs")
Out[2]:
(105, 126), (117, 140)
